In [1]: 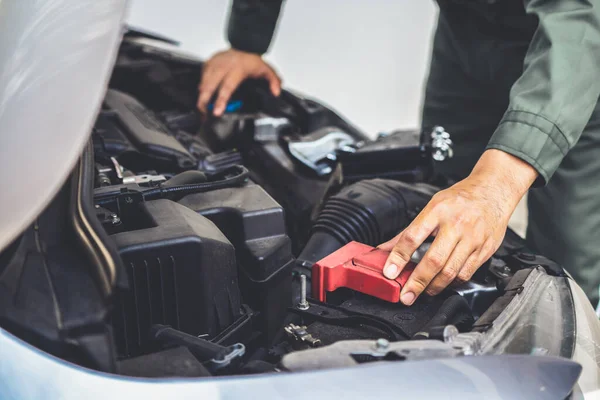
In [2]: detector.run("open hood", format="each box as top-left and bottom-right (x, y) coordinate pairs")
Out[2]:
(0, 0), (128, 252)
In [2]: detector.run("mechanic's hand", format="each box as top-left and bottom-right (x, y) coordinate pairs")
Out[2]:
(378, 149), (538, 306)
(197, 48), (282, 116)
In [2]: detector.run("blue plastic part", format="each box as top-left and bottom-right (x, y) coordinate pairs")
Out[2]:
(207, 100), (243, 113)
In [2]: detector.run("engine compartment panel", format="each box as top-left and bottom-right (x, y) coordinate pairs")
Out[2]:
(94, 36), (554, 374)
(0, 31), (574, 380)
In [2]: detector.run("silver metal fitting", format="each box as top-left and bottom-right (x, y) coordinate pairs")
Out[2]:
(374, 338), (390, 352)
(284, 323), (322, 348)
(442, 325), (459, 344)
(430, 126), (454, 162)
(122, 174), (166, 186)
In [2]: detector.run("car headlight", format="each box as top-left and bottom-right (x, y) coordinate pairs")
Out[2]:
(569, 279), (600, 398)
(450, 267), (600, 398)
(477, 267), (575, 358)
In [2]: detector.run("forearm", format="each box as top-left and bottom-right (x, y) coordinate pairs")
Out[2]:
(487, 0), (600, 185)
(470, 149), (538, 214)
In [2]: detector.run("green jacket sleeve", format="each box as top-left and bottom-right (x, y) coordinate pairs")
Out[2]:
(486, 0), (600, 184)
(227, 0), (284, 55)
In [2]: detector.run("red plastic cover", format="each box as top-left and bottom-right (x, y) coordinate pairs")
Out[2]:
(312, 241), (415, 303)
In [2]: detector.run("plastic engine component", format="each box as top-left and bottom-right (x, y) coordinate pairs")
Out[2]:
(94, 89), (197, 171)
(338, 130), (431, 182)
(312, 241), (415, 303)
(110, 199), (242, 357)
(287, 127), (357, 176)
(179, 182), (294, 343)
(198, 87), (371, 250)
(298, 179), (431, 268)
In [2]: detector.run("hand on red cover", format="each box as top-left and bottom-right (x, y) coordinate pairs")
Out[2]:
(378, 150), (538, 306)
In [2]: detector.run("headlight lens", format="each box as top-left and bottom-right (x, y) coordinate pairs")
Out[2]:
(478, 267), (575, 359)
(569, 279), (600, 396)
(463, 267), (600, 397)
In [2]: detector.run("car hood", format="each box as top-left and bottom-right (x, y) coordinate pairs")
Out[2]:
(0, 0), (128, 252)
(0, 326), (581, 400)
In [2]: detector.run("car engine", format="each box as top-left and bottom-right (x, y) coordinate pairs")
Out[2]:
(0, 32), (572, 378)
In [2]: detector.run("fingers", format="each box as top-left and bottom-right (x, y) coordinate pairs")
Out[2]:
(378, 174), (512, 306)
(455, 237), (497, 283)
(265, 66), (282, 97)
(197, 49), (282, 116)
(425, 240), (473, 296)
(197, 65), (227, 114)
(377, 233), (402, 252)
(403, 231), (494, 304)
(455, 251), (481, 284)
(198, 65), (280, 115)
(399, 226), (460, 305)
(213, 69), (245, 116)
(383, 207), (439, 280)
(210, 66), (281, 115)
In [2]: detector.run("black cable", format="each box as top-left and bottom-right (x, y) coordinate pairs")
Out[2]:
(151, 324), (228, 360)
(312, 300), (410, 338)
(289, 301), (410, 341)
(143, 165), (249, 200)
(94, 165), (249, 208)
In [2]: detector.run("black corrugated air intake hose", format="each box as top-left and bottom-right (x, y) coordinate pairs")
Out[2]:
(297, 179), (433, 270)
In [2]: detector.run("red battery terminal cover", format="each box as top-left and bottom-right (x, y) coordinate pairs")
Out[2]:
(312, 241), (416, 303)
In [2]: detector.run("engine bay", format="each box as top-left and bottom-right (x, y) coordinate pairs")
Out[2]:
(0, 32), (572, 378)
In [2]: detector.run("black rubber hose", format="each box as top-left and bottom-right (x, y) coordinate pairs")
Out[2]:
(151, 324), (228, 361)
(297, 179), (431, 268)
(162, 170), (208, 187)
(296, 232), (343, 271)
(412, 295), (474, 340)
(143, 165), (249, 200)
(93, 166), (249, 209)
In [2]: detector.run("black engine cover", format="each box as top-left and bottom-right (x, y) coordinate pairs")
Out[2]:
(110, 199), (243, 357)
(179, 182), (294, 344)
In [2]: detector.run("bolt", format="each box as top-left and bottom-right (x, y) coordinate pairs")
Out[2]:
(432, 126), (445, 136)
(430, 126), (453, 161)
(443, 325), (459, 343)
(375, 338), (390, 351)
(298, 275), (309, 310)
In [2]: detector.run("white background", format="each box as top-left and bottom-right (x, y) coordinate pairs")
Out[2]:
(126, 0), (438, 136)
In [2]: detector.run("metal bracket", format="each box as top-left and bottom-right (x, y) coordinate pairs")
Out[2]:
(284, 324), (322, 348)
(208, 343), (246, 371)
